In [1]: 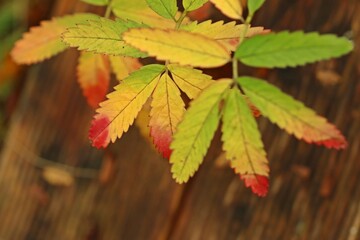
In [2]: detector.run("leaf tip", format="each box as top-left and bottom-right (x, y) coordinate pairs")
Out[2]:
(150, 126), (172, 159)
(315, 136), (348, 150)
(241, 174), (269, 197)
(89, 115), (111, 148)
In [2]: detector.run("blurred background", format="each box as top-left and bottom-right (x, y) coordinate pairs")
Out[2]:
(0, 0), (359, 239)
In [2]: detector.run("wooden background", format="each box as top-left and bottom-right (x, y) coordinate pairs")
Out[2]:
(0, 0), (359, 239)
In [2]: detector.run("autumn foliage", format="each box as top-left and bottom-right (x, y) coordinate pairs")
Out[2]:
(11, 0), (353, 197)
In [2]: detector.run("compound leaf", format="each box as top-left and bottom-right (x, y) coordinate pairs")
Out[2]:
(109, 56), (142, 81)
(11, 13), (98, 64)
(167, 64), (212, 99)
(150, 72), (185, 158)
(89, 64), (165, 148)
(146, 0), (178, 20)
(221, 88), (269, 197)
(123, 28), (231, 68)
(235, 31), (353, 68)
(238, 76), (347, 149)
(210, 0), (243, 20)
(77, 52), (111, 108)
(170, 79), (231, 183)
(62, 17), (147, 58)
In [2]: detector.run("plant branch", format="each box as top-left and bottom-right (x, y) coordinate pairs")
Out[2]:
(175, 11), (188, 30)
(232, 15), (252, 82)
(104, 1), (112, 18)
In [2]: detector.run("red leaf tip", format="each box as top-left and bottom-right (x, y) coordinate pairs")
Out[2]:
(150, 126), (172, 159)
(241, 174), (269, 197)
(315, 137), (347, 150)
(89, 115), (111, 149)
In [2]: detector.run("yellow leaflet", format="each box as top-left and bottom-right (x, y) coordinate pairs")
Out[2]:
(167, 64), (213, 99)
(221, 88), (269, 177)
(210, 0), (243, 20)
(170, 79), (232, 183)
(77, 52), (110, 108)
(123, 28), (231, 68)
(109, 56), (142, 81)
(149, 73), (186, 158)
(135, 100), (153, 144)
(181, 20), (266, 51)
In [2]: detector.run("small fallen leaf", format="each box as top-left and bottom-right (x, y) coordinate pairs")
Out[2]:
(42, 166), (74, 187)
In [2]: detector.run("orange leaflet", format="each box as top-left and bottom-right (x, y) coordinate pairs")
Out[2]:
(77, 52), (110, 108)
(149, 73), (185, 159)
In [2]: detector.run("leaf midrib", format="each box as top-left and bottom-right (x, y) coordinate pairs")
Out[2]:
(126, 31), (229, 61)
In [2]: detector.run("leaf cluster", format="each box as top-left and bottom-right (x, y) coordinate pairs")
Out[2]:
(11, 0), (353, 196)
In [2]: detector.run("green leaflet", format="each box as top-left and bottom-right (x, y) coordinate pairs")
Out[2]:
(170, 79), (231, 183)
(248, 0), (265, 15)
(146, 0), (178, 20)
(81, 0), (108, 6)
(237, 77), (347, 149)
(221, 88), (269, 177)
(62, 17), (147, 58)
(182, 0), (208, 11)
(235, 31), (353, 68)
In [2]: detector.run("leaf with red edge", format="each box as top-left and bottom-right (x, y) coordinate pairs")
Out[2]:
(221, 88), (269, 196)
(109, 56), (142, 81)
(238, 76), (347, 149)
(89, 116), (111, 148)
(89, 64), (165, 148)
(77, 52), (110, 108)
(149, 72), (185, 158)
(11, 13), (98, 64)
(241, 175), (269, 197)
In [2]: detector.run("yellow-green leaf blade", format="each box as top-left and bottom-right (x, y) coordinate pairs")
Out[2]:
(210, 0), (243, 20)
(221, 88), (269, 196)
(112, 0), (177, 28)
(238, 76), (347, 149)
(181, 20), (266, 51)
(170, 79), (231, 183)
(167, 64), (213, 99)
(89, 64), (165, 148)
(235, 31), (354, 68)
(11, 13), (98, 64)
(183, 0), (208, 11)
(146, 0), (178, 19)
(123, 28), (231, 68)
(248, 0), (265, 15)
(62, 17), (147, 58)
(150, 72), (186, 158)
